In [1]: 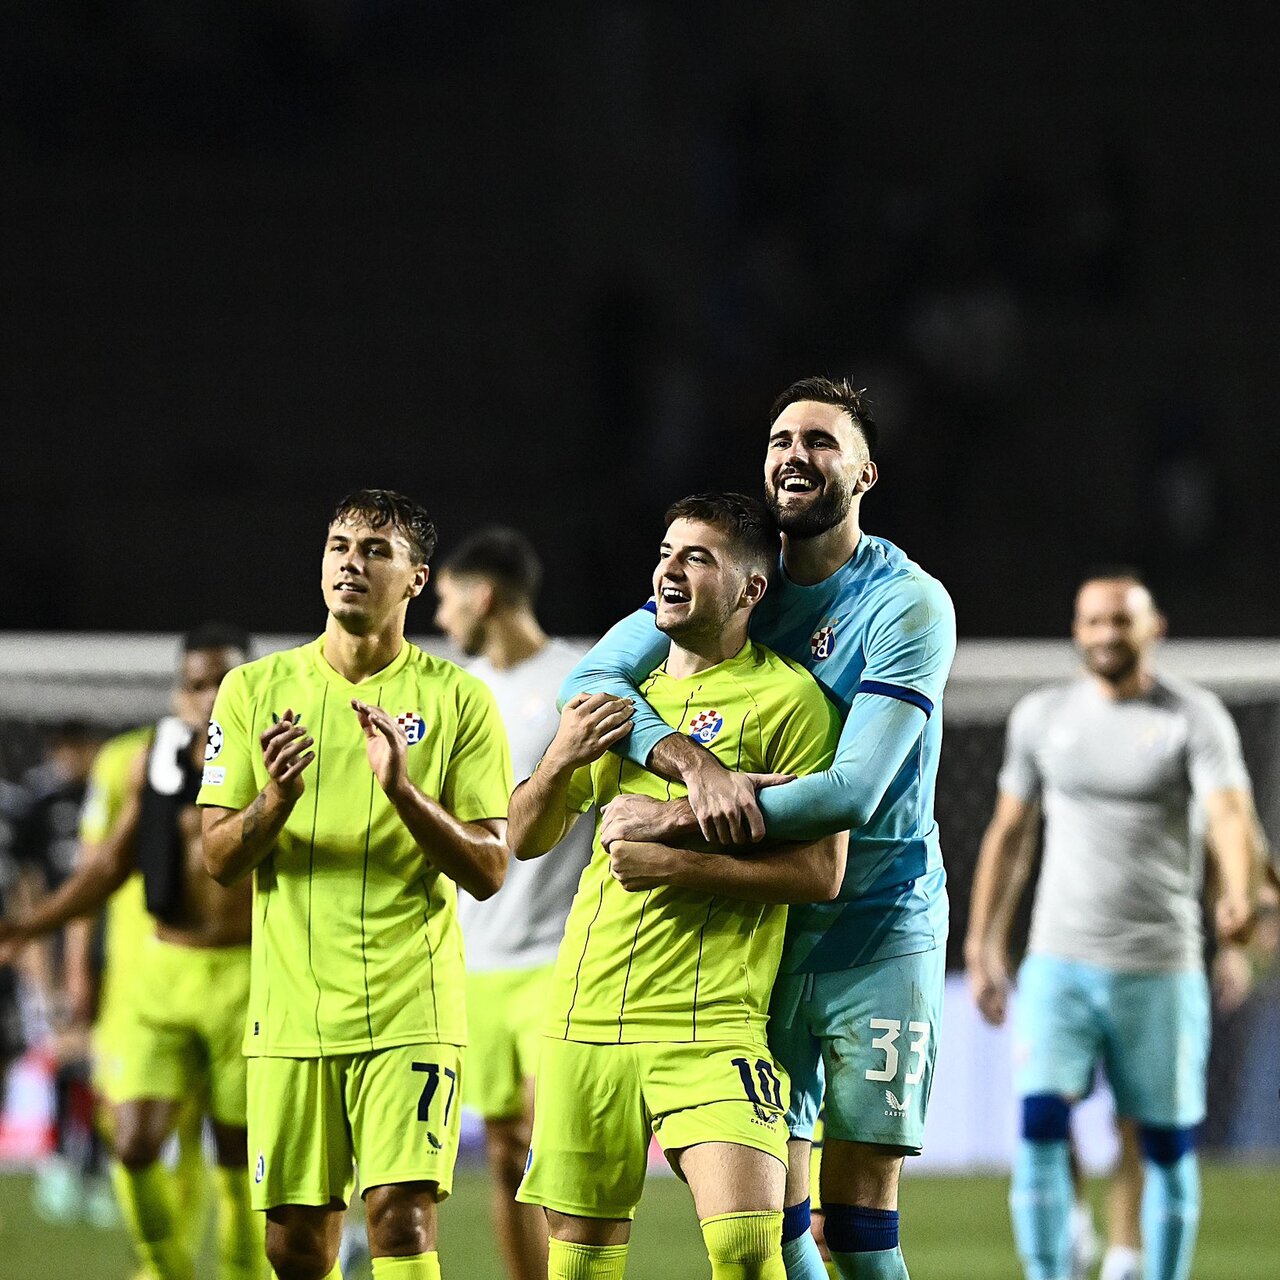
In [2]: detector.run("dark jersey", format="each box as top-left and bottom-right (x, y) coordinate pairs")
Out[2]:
(136, 717), (201, 925)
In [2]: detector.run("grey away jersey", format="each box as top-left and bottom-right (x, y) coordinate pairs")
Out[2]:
(456, 639), (593, 971)
(999, 674), (1250, 973)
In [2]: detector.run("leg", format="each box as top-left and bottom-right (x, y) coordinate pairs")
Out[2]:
(1010, 1097), (1075, 1280)
(1137, 1127), (1199, 1280)
(485, 1108), (549, 1280)
(265, 1203), (345, 1280)
(111, 1097), (193, 1280)
(819, 1140), (910, 1280)
(679, 1141), (787, 1280)
(213, 1122), (265, 1280)
(173, 1089), (213, 1258)
(1066, 1131), (1100, 1280)
(545, 1211), (631, 1280)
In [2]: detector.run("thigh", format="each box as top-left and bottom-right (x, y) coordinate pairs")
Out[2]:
(769, 972), (823, 1142)
(816, 947), (946, 1152)
(348, 1043), (464, 1200)
(678, 1140), (786, 1219)
(1104, 968), (1210, 1127)
(518, 1038), (650, 1220)
(1013, 953), (1100, 1104)
(247, 1055), (354, 1212)
(200, 947), (251, 1128)
(644, 1041), (790, 1174)
(464, 969), (527, 1122)
(820, 1138), (905, 1211)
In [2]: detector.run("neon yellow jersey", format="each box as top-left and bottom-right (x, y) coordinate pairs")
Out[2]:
(79, 726), (154, 1023)
(197, 637), (513, 1058)
(548, 641), (840, 1045)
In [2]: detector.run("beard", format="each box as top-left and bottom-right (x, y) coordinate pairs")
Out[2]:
(1084, 643), (1140, 684)
(766, 477), (854, 539)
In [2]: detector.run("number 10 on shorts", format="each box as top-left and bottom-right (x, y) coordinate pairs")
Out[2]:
(864, 1018), (929, 1086)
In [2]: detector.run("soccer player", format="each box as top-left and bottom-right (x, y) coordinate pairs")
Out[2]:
(76, 723), (214, 1263)
(965, 570), (1259, 1280)
(510, 491), (846, 1280)
(0, 625), (259, 1280)
(560, 379), (956, 1280)
(199, 489), (512, 1280)
(434, 527), (594, 1280)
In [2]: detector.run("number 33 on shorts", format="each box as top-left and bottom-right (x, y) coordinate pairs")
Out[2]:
(864, 1017), (930, 1087)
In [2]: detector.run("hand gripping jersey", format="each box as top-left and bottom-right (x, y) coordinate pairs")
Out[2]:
(563, 533), (956, 973)
(548, 640), (840, 1045)
(197, 637), (512, 1057)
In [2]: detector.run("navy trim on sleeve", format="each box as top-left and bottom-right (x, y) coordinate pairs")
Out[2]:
(642, 598), (657, 615)
(856, 680), (934, 718)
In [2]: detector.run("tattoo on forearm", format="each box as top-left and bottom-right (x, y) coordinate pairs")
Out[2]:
(242, 792), (270, 845)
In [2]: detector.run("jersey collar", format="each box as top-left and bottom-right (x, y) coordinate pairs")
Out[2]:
(657, 638), (756, 685)
(308, 635), (415, 688)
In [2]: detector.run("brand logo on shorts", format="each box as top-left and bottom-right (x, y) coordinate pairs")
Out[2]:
(751, 1104), (778, 1127)
(426, 1130), (441, 1150)
(205, 720), (224, 761)
(397, 711), (426, 744)
(810, 623), (837, 660)
(688, 709), (724, 745)
(884, 1089), (911, 1119)
(255, 1152), (265, 1184)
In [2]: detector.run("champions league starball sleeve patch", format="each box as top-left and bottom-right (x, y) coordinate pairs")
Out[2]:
(687, 709), (724, 745)
(205, 720), (224, 761)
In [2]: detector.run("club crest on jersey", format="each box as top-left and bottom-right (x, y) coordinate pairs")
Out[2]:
(396, 711), (426, 744)
(810, 623), (837, 660)
(688, 709), (724, 745)
(204, 719), (224, 761)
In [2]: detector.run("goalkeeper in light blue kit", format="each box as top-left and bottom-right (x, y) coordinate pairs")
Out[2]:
(567, 377), (955, 1280)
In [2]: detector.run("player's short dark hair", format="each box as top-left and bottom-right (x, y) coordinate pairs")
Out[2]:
(1080, 565), (1155, 601)
(182, 622), (251, 657)
(663, 492), (779, 575)
(439, 527), (543, 606)
(329, 489), (438, 565)
(769, 376), (879, 460)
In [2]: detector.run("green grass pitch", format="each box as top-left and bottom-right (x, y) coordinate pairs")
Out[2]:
(1, 1164), (1276, 1277)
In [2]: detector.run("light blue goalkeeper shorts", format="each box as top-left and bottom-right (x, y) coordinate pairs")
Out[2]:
(770, 945), (946, 1153)
(1013, 952), (1210, 1127)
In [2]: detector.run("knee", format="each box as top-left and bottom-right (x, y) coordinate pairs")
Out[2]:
(212, 1124), (248, 1169)
(1021, 1094), (1071, 1143)
(265, 1227), (335, 1280)
(365, 1185), (437, 1256)
(1138, 1124), (1198, 1168)
(485, 1121), (530, 1189)
(823, 1204), (900, 1255)
(114, 1121), (164, 1170)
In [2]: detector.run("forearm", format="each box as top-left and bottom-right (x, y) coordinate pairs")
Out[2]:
(964, 830), (1029, 963)
(756, 696), (926, 847)
(1207, 811), (1255, 901)
(619, 834), (847, 905)
(202, 785), (296, 886)
(507, 764), (577, 860)
(11, 857), (128, 939)
(387, 781), (507, 899)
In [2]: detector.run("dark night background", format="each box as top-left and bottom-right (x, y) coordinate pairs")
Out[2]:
(3, 2), (1277, 640)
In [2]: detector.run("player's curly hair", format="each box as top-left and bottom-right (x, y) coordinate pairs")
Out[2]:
(329, 489), (438, 565)
(663, 492), (779, 576)
(769, 375), (879, 460)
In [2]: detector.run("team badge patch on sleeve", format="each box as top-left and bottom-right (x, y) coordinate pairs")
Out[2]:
(204, 720), (224, 761)
(396, 711), (426, 744)
(810, 623), (837, 660)
(688, 709), (724, 745)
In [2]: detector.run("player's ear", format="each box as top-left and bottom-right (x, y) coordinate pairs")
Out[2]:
(854, 459), (878, 496)
(475, 580), (497, 618)
(741, 570), (768, 609)
(408, 564), (429, 600)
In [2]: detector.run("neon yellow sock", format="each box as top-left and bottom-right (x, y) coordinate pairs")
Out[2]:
(825, 1264), (840, 1279)
(371, 1256), (441, 1279)
(214, 1165), (265, 1280)
(173, 1104), (210, 1256)
(701, 1211), (785, 1280)
(548, 1238), (629, 1280)
(322, 1266), (343, 1280)
(112, 1161), (196, 1280)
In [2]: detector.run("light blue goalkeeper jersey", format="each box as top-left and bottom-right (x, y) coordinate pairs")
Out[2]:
(563, 533), (956, 973)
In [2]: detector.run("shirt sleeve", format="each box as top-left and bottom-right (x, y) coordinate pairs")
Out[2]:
(565, 764), (596, 816)
(440, 677), (515, 823)
(558, 604), (674, 766)
(197, 667), (260, 810)
(996, 693), (1045, 802)
(1186, 691), (1251, 799)
(855, 576), (956, 715)
(764, 679), (842, 779)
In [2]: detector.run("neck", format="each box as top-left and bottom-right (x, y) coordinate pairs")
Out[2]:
(781, 508), (864, 585)
(1090, 663), (1154, 701)
(481, 608), (548, 671)
(323, 613), (407, 683)
(665, 622), (749, 679)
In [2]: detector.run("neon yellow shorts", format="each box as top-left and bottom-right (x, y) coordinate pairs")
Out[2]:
(518, 1037), (789, 1219)
(247, 1042), (464, 1212)
(106, 937), (249, 1126)
(464, 965), (553, 1120)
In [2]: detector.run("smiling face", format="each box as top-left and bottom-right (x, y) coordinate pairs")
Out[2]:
(652, 517), (765, 647)
(1073, 578), (1164, 685)
(764, 400), (876, 539)
(322, 518), (428, 636)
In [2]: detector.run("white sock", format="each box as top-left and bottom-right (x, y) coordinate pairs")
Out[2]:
(1099, 1244), (1141, 1280)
